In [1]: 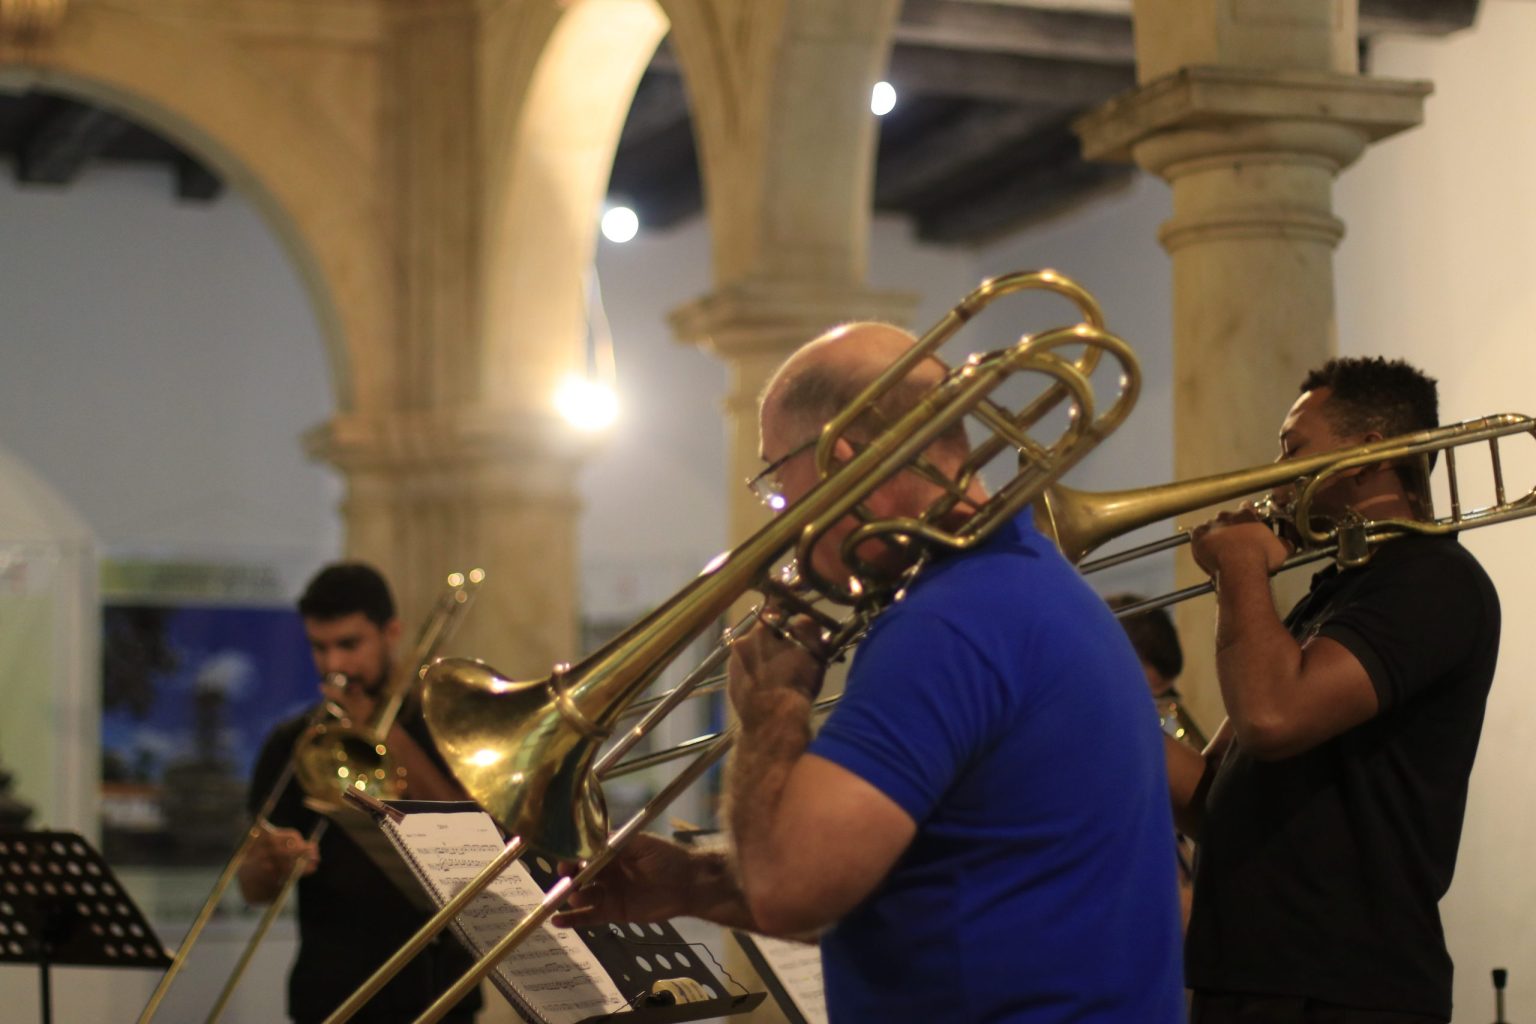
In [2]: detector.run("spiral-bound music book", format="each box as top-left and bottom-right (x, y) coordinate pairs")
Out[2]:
(343, 797), (763, 1024)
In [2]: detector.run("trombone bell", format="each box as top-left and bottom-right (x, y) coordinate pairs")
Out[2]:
(291, 722), (403, 814)
(422, 657), (609, 862)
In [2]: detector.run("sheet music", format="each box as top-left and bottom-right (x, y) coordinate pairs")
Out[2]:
(390, 812), (627, 1024)
(749, 935), (827, 1024)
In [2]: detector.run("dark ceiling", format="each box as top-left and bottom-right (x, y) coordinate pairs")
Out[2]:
(0, 0), (1478, 245)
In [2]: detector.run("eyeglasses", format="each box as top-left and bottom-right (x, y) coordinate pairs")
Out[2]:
(746, 438), (818, 512)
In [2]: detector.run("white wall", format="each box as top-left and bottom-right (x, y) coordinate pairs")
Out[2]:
(0, 161), (342, 584)
(1337, 2), (1536, 1012)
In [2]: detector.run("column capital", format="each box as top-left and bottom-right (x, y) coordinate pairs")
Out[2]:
(303, 406), (593, 498)
(670, 277), (919, 360)
(1076, 65), (1432, 166)
(0, 0), (67, 42)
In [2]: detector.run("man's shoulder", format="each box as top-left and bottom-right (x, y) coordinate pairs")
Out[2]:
(259, 708), (318, 750)
(1365, 534), (1497, 598)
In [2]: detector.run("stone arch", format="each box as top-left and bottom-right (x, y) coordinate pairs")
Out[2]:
(660, 0), (901, 286)
(480, 0), (670, 413)
(0, 3), (392, 413)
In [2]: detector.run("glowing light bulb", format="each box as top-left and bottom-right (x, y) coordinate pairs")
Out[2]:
(871, 81), (897, 116)
(555, 374), (619, 432)
(601, 205), (640, 243)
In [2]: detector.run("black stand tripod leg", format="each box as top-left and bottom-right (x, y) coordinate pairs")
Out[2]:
(38, 956), (52, 1024)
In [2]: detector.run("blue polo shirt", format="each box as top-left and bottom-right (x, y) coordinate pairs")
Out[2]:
(807, 513), (1183, 1023)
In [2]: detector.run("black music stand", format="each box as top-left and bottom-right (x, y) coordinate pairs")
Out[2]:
(0, 830), (171, 1024)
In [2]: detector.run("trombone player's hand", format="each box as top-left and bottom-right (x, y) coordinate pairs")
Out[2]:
(1190, 506), (1293, 580)
(320, 672), (377, 727)
(727, 608), (828, 729)
(553, 834), (751, 930)
(237, 824), (320, 904)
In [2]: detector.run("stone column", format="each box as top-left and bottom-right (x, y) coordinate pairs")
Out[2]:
(306, 408), (590, 683)
(1075, 0), (1429, 727)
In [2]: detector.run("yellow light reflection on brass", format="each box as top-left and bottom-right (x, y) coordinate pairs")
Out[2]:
(468, 749), (503, 768)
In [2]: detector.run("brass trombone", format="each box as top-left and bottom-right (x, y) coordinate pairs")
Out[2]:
(1046, 412), (1536, 610)
(596, 411), (1536, 783)
(136, 569), (484, 1024)
(319, 269), (1141, 1024)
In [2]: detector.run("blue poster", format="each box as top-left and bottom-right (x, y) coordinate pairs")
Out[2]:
(100, 603), (317, 866)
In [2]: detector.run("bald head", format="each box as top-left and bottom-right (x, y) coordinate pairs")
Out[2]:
(759, 322), (957, 458)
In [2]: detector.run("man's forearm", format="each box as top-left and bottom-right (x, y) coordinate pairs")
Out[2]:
(1212, 558), (1304, 749)
(726, 691), (814, 918)
(1164, 734), (1207, 838)
(680, 849), (759, 931)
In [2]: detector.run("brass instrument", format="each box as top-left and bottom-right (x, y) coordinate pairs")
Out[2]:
(136, 569), (483, 1024)
(565, 413), (1536, 791)
(320, 269), (1142, 1024)
(1156, 693), (1208, 749)
(1042, 413), (1536, 607)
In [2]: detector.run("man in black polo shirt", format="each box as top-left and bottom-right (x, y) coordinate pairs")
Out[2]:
(240, 563), (482, 1024)
(1168, 358), (1500, 1024)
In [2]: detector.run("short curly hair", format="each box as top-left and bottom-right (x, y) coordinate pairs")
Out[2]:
(1300, 357), (1439, 439)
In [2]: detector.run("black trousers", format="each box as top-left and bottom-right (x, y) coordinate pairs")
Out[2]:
(1190, 992), (1447, 1024)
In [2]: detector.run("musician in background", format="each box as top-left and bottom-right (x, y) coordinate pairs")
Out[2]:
(240, 563), (482, 1024)
(559, 323), (1185, 1022)
(1171, 358), (1500, 1024)
(1108, 593), (1198, 930)
(1107, 593), (1204, 747)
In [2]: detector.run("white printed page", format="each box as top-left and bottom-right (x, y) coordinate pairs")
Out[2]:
(392, 811), (628, 1024)
(748, 935), (826, 1024)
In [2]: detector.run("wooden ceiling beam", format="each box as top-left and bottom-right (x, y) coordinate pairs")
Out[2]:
(16, 100), (130, 185)
(912, 152), (1132, 245)
(935, 0), (1481, 39)
(886, 45), (1135, 106)
(893, 0), (1134, 64)
(1358, 0), (1480, 37)
(608, 115), (703, 229)
(875, 102), (1060, 207)
(619, 71), (692, 149)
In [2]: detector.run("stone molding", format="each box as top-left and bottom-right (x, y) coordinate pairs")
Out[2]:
(0, 0), (66, 41)
(303, 407), (593, 498)
(670, 278), (920, 360)
(1076, 64), (1432, 164)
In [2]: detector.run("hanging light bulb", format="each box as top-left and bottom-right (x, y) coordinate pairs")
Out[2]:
(871, 81), (897, 116)
(555, 374), (619, 432)
(601, 205), (640, 243)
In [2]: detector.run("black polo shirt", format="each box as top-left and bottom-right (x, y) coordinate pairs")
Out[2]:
(1186, 534), (1499, 1020)
(248, 709), (483, 1024)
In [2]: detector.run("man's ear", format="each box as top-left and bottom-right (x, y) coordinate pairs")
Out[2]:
(383, 617), (404, 648)
(1353, 431), (1390, 483)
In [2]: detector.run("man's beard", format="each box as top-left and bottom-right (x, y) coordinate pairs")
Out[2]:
(353, 655), (393, 698)
(362, 657), (393, 696)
